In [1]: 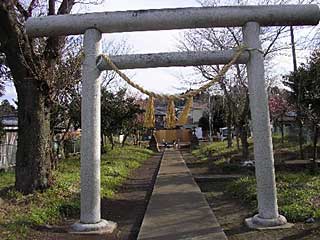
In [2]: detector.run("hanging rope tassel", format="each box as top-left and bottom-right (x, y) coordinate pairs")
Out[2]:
(165, 98), (176, 129)
(144, 97), (155, 128)
(177, 97), (193, 126)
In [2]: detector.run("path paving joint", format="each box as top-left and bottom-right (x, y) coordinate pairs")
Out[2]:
(138, 149), (227, 240)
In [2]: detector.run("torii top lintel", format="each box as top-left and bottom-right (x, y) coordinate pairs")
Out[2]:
(26, 5), (320, 38)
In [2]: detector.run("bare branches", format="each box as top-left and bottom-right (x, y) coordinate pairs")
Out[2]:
(27, 0), (37, 16)
(42, 0), (77, 79)
(227, 27), (241, 46)
(48, 0), (55, 15)
(0, 1), (38, 81)
(263, 26), (287, 57)
(101, 37), (132, 88)
(14, 1), (29, 20)
(57, 0), (75, 15)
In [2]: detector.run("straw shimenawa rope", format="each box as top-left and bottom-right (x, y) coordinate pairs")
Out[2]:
(100, 46), (246, 128)
(100, 45), (246, 101)
(143, 96), (155, 128)
(165, 97), (176, 129)
(177, 97), (193, 126)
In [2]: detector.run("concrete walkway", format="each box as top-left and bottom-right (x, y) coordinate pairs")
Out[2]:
(138, 149), (227, 240)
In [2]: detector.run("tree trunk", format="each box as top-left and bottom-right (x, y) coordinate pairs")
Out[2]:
(297, 117), (304, 159)
(101, 132), (106, 154)
(226, 106), (233, 148)
(121, 134), (129, 147)
(235, 126), (240, 150)
(280, 122), (284, 144)
(312, 124), (318, 171)
(280, 116), (285, 144)
(15, 79), (52, 194)
(240, 125), (249, 161)
(107, 134), (114, 150)
(0, 0), (76, 195)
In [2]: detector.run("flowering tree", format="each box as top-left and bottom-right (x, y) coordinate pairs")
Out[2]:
(269, 91), (290, 143)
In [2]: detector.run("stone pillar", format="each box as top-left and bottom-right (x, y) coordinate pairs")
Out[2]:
(71, 28), (116, 233)
(243, 22), (288, 229)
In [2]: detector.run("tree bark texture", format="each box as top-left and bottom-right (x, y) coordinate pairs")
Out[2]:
(240, 125), (249, 161)
(15, 80), (52, 193)
(297, 117), (304, 159)
(0, 0), (75, 194)
(312, 124), (318, 171)
(280, 120), (284, 144)
(239, 93), (250, 161)
(107, 134), (115, 150)
(226, 105), (233, 148)
(235, 127), (240, 151)
(122, 134), (129, 147)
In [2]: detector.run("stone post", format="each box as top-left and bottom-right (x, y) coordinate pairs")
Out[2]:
(71, 28), (116, 233)
(243, 22), (288, 229)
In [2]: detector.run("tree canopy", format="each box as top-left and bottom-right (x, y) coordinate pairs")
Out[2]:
(101, 87), (144, 148)
(284, 49), (320, 164)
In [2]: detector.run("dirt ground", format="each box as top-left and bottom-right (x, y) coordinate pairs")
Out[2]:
(181, 150), (320, 240)
(18, 153), (162, 240)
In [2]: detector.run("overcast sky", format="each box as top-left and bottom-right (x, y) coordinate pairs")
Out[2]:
(1, 0), (317, 103)
(99, 0), (202, 95)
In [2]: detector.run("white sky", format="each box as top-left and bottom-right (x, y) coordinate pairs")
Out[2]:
(1, 0), (317, 103)
(99, 0), (202, 95)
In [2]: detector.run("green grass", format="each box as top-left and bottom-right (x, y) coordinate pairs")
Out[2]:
(0, 171), (15, 189)
(192, 140), (240, 163)
(226, 172), (320, 222)
(193, 135), (320, 222)
(193, 134), (304, 161)
(193, 134), (319, 166)
(0, 146), (153, 239)
(272, 134), (311, 155)
(192, 140), (250, 173)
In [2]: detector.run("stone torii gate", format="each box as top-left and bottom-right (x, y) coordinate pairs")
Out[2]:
(26, 5), (319, 233)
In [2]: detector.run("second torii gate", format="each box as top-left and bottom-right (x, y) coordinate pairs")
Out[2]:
(26, 4), (319, 233)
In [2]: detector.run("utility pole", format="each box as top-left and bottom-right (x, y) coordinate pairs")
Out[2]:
(208, 93), (213, 142)
(291, 26), (304, 159)
(290, 26), (298, 72)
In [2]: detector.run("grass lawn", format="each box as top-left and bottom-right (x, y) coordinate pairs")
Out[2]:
(193, 134), (319, 164)
(192, 136), (320, 223)
(0, 146), (153, 240)
(227, 172), (320, 222)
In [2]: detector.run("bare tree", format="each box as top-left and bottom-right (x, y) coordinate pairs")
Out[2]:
(49, 35), (131, 166)
(179, 0), (293, 160)
(100, 37), (132, 88)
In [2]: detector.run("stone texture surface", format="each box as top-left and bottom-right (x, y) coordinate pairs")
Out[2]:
(97, 49), (249, 70)
(80, 28), (102, 224)
(26, 5), (320, 37)
(70, 219), (117, 235)
(243, 21), (287, 224)
(245, 216), (294, 230)
(137, 149), (227, 240)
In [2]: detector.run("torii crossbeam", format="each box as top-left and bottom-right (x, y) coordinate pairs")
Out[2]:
(26, 4), (320, 234)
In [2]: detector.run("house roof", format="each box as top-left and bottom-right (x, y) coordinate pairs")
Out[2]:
(0, 115), (18, 127)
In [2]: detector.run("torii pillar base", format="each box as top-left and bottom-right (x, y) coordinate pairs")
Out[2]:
(245, 214), (293, 230)
(70, 219), (117, 235)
